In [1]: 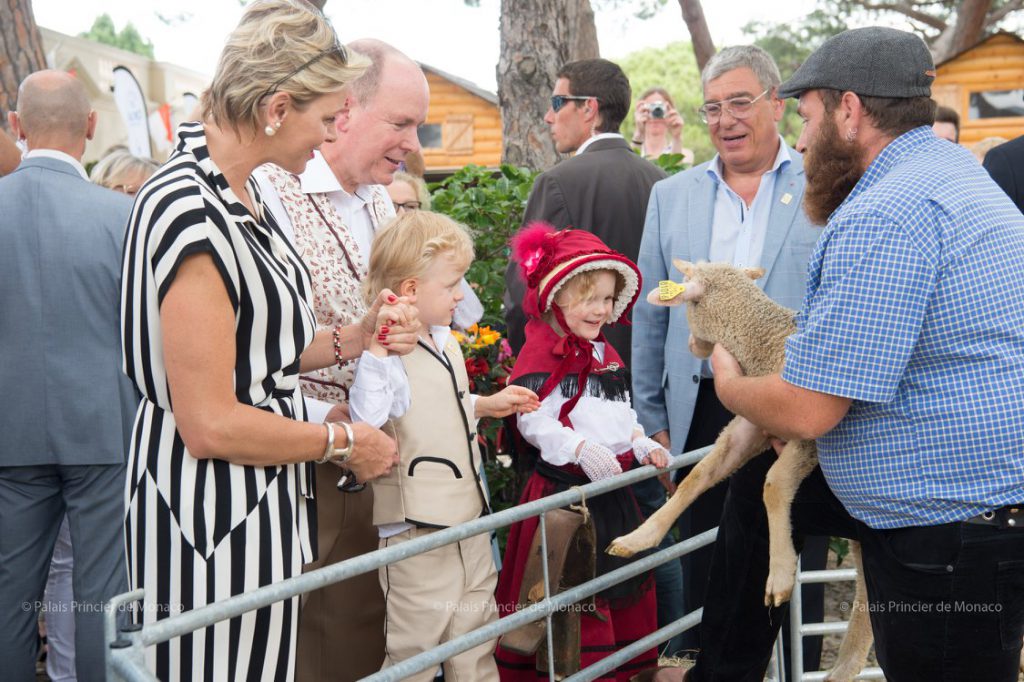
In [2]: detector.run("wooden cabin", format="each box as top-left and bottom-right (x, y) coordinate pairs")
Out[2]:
(418, 64), (502, 174)
(932, 32), (1024, 147)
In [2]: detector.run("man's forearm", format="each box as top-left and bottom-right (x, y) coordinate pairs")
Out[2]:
(713, 366), (851, 441)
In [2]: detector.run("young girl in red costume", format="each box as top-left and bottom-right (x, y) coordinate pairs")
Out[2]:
(495, 223), (670, 681)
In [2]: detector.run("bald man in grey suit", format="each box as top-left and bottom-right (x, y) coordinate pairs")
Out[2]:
(0, 71), (137, 681)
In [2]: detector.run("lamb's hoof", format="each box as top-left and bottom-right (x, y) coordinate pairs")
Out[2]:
(606, 528), (658, 557)
(763, 569), (795, 607)
(823, 660), (860, 682)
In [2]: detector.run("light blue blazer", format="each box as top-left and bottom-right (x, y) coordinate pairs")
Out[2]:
(631, 148), (821, 452)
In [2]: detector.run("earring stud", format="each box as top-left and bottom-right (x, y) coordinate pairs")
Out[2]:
(264, 121), (282, 137)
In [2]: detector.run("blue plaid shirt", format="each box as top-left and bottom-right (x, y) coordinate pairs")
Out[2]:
(783, 127), (1024, 529)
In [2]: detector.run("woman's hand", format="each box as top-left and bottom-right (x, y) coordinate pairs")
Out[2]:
(633, 101), (650, 139)
(666, 105), (684, 140)
(340, 422), (399, 482)
(475, 385), (541, 419)
(361, 288), (421, 356)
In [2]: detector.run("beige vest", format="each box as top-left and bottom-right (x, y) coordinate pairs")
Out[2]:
(372, 338), (489, 528)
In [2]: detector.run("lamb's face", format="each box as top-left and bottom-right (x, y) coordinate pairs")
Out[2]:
(645, 260), (766, 344)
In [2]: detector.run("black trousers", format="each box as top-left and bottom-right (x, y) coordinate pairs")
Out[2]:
(689, 452), (1024, 682)
(677, 381), (826, 675)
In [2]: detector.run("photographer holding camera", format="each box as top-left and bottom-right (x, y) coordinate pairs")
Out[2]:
(632, 86), (687, 161)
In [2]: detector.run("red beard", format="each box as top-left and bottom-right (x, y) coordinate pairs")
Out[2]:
(803, 115), (865, 226)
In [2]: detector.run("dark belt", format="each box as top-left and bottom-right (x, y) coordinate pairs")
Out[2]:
(963, 505), (1024, 528)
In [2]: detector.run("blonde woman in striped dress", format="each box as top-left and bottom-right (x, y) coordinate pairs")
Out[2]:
(119, 2), (419, 679)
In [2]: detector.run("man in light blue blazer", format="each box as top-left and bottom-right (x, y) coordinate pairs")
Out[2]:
(631, 46), (826, 670)
(0, 70), (136, 682)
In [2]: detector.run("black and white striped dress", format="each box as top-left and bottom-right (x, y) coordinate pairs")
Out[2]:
(121, 122), (318, 682)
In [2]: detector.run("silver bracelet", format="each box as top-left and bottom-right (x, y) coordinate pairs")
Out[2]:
(316, 423), (334, 464)
(334, 421), (355, 464)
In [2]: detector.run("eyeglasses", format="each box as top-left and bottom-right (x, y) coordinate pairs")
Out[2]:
(259, 44), (348, 102)
(393, 201), (421, 212)
(550, 94), (598, 113)
(698, 88), (771, 124)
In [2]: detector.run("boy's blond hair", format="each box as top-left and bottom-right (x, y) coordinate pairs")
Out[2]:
(364, 211), (474, 303)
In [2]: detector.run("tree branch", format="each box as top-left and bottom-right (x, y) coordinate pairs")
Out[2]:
(853, 0), (949, 30)
(986, 0), (1024, 25)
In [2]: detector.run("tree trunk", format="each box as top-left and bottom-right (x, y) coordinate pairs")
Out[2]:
(949, 0), (992, 56)
(677, 0), (716, 73)
(0, 0), (47, 129)
(497, 0), (600, 170)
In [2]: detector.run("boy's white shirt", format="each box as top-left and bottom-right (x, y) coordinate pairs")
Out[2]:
(516, 342), (644, 466)
(349, 324), (480, 538)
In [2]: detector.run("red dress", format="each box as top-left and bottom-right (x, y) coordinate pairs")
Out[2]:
(495, 320), (658, 681)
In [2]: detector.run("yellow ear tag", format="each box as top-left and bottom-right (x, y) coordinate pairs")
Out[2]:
(658, 279), (686, 301)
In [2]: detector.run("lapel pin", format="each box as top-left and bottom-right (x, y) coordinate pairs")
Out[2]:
(781, 193), (793, 205)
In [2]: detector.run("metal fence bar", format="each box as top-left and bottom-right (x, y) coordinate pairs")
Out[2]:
(539, 511), (555, 681)
(561, 608), (704, 682)
(121, 447), (711, 650)
(791, 559), (885, 681)
(360, 528), (718, 682)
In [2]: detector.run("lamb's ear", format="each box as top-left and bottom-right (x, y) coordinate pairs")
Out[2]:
(672, 259), (695, 279)
(647, 288), (685, 307)
(743, 267), (766, 280)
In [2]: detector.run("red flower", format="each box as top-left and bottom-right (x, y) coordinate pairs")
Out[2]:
(466, 357), (490, 377)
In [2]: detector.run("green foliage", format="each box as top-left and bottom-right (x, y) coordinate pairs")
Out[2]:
(650, 151), (689, 176)
(742, 10), (848, 147)
(830, 536), (850, 567)
(80, 14), (155, 59)
(429, 164), (538, 328)
(618, 41), (717, 166)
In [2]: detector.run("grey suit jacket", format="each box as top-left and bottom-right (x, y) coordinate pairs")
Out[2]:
(0, 156), (137, 466)
(631, 148), (820, 452)
(504, 137), (667, 365)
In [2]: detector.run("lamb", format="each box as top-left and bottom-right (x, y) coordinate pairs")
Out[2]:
(606, 259), (872, 682)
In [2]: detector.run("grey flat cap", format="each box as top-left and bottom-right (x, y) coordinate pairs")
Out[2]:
(778, 27), (935, 99)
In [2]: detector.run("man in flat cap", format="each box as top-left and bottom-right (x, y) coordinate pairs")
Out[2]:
(677, 27), (1024, 682)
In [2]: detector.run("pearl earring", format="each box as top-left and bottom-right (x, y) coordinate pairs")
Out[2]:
(264, 121), (281, 137)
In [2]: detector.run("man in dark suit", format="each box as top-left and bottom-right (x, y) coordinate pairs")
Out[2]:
(0, 70), (136, 682)
(983, 134), (1024, 213)
(503, 58), (666, 366)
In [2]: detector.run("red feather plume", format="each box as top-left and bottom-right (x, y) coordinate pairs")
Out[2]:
(510, 221), (557, 285)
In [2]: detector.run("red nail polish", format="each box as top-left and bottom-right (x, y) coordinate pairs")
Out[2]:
(387, 295), (397, 303)
(380, 326), (390, 334)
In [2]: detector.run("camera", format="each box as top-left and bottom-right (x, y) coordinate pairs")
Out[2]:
(649, 101), (667, 119)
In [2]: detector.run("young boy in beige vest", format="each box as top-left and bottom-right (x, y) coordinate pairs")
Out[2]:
(350, 211), (540, 681)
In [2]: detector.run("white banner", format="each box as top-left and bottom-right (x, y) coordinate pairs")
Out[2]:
(112, 66), (151, 158)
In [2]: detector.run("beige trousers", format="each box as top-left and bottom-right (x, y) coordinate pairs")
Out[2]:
(379, 527), (500, 682)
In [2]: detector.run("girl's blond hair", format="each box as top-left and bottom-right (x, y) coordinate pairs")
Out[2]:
(201, 0), (369, 136)
(364, 211), (474, 303)
(547, 268), (626, 325)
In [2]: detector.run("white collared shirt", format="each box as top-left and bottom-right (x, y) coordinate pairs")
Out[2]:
(25, 149), (89, 180)
(575, 132), (625, 155)
(255, 152), (390, 259)
(706, 135), (791, 269)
